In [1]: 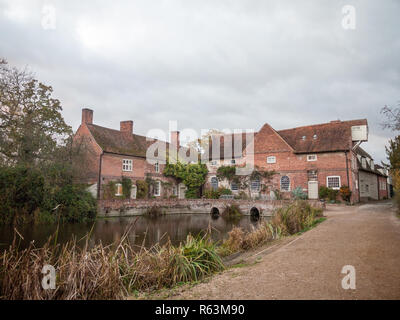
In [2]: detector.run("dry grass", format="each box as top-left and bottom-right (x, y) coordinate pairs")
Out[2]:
(219, 200), (323, 255)
(0, 230), (224, 300)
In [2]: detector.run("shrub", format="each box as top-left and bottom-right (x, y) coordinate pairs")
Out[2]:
(136, 180), (148, 199)
(339, 185), (352, 202)
(319, 186), (338, 201)
(203, 187), (232, 199)
(0, 165), (96, 225)
(291, 187), (307, 200)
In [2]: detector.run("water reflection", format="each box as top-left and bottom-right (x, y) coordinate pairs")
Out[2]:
(0, 213), (268, 250)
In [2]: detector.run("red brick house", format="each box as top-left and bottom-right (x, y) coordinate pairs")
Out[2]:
(205, 119), (387, 203)
(74, 109), (184, 199)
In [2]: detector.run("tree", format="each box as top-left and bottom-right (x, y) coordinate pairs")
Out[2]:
(0, 58), (72, 166)
(381, 102), (400, 131)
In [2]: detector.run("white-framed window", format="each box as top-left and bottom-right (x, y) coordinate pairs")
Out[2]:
(122, 159), (133, 171)
(172, 185), (178, 196)
(327, 176), (341, 190)
(267, 156), (276, 164)
(231, 181), (239, 191)
(211, 177), (218, 190)
(210, 160), (218, 166)
(380, 180), (386, 190)
(355, 180), (358, 189)
(154, 181), (161, 196)
(280, 176), (290, 191)
(115, 183), (123, 196)
(307, 154), (317, 162)
(251, 178), (260, 192)
(230, 159), (236, 165)
(155, 162), (159, 173)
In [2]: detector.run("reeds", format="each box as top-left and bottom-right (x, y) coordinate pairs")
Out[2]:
(219, 200), (323, 255)
(0, 232), (224, 300)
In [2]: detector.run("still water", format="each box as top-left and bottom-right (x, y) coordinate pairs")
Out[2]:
(0, 214), (266, 250)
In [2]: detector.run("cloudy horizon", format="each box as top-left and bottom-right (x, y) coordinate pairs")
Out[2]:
(1, 0), (399, 163)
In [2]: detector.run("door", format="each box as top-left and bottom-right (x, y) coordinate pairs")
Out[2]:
(308, 181), (318, 199)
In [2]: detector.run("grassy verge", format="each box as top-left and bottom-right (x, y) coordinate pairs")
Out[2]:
(218, 200), (324, 256)
(0, 200), (324, 300)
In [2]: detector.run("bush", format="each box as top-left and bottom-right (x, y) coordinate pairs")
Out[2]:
(339, 185), (352, 202)
(291, 187), (307, 200)
(0, 165), (96, 225)
(319, 186), (338, 201)
(136, 180), (148, 199)
(203, 187), (232, 199)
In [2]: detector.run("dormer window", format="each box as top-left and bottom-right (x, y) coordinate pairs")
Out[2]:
(307, 154), (317, 162)
(122, 159), (133, 171)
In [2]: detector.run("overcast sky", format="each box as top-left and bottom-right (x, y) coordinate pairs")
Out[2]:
(1, 0), (399, 163)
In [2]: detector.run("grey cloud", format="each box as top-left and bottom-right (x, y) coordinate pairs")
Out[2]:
(0, 0), (399, 163)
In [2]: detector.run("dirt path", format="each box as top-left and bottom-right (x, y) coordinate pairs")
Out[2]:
(169, 201), (400, 300)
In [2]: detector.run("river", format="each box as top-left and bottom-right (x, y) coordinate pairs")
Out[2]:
(0, 213), (267, 250)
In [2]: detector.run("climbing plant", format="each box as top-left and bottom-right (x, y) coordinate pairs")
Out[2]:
(163, 161), (208, 198)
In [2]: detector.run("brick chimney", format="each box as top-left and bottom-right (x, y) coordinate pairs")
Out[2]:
(120, 121), (133, 134)
(171, 131), (180, 149)
(82, 108), (93, 124)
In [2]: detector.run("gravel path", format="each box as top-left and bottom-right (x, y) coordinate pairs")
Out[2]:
(170, 201), (400, 300)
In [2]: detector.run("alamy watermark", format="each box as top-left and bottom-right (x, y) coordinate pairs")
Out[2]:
(342, 5), (356, 30)
(341, 265), (356, 290)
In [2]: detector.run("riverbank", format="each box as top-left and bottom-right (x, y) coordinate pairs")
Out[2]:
(0, 200), (323, 300)
(159, 201), (400, 300)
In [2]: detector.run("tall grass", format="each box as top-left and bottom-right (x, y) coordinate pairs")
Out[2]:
(219, 200), (323, 255)
(0, 232), (224, 300)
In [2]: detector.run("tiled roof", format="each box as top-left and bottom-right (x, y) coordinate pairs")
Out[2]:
(87, 124), (164, 158)
(354, 145), (373, 159)
(355, 146), (387, 177)
(277, 119), (368, 153)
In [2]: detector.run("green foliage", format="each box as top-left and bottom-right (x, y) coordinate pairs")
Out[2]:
(291, 187), (307, 200)
(122, 177), (132, 199)
(0, 165), (96, 225)
(0, 59), (72, 166)
(204, 187), (232, 199)
(319, 186), (338, 201)
(136, 180), (148, 199)
(216, 166), (236, 182)
(339, 185), (352, 202)
(163, 161), (208, 198)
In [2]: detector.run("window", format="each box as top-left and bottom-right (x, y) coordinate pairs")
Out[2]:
(327, 176), (341, 190)
(122, 159), (133, 171)
(380, 180), (386, 190)
(231, 181), (239, 191)
(267, 156), (276, 164)
(154, 181), (161, 196)
(280, 176), (290, 191)
(172, 185), (178, 196)
(211, 177), (218, 190)
(251, 178), (260, 192)
(230, 159), (236, 165)
(211, 160), (218, 166)
(307, 154), (317, 162)
(313, 134), (317, 140)
(115, 183), (123, 196)
(155, 162), (159, 173)
(308, 170), (318, 181)
(301, 136), (306, 141)
(355, 180), (358, 189)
